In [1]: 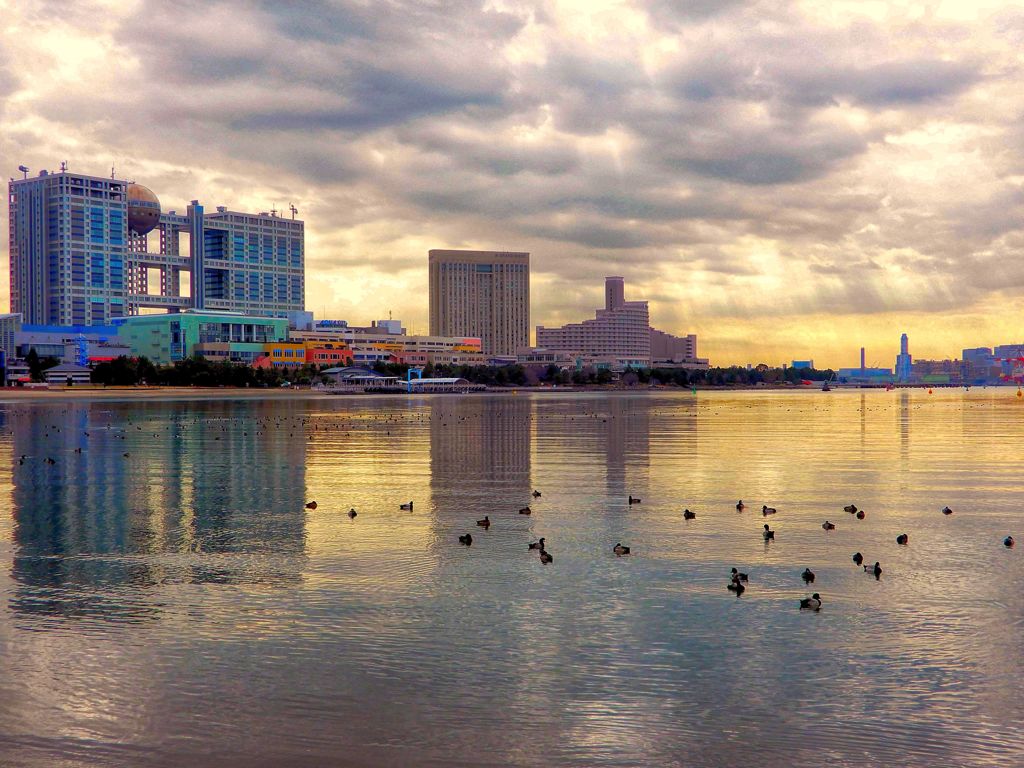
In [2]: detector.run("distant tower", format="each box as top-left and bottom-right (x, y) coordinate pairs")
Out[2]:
(896, 333), (912, 383)
(860, 347), (866, 371)
(605, 276), (625, 311)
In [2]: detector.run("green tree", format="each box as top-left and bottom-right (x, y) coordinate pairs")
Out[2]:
(25, 348), (41, 382)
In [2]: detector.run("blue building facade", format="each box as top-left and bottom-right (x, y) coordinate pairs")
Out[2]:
(9, 166), (305, 326)
(8, 171), (129, 325)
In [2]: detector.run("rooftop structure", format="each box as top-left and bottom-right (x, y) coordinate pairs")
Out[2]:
(428, 249), (530, 356)
(8, 165), (304, 326)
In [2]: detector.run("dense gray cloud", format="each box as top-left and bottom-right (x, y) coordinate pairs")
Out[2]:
(1, 0), (1023, 363)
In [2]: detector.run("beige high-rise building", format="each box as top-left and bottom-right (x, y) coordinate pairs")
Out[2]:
(428, 249), (530, 356)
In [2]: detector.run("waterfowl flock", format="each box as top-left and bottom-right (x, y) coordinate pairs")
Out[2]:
(11, 404), (1022, 620)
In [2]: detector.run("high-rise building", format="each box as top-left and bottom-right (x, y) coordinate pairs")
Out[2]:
(428, 249), (530, 356)
(536, 276), (652, 366)
(895, 333), (912, 382)
(8, 165), (304, 326)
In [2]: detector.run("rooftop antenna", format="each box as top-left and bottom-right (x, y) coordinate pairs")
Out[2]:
(289, 203), (298, 220)
(60, 161), (67, 173)
(111, 164), (116, 180)
(17, 165), (28, 179)
(270, 206), (277, 218)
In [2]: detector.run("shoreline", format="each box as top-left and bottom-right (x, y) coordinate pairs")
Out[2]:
(0, 383), (999, 402)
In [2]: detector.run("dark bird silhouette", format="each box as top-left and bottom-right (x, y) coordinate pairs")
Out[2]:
(683, 509), (696, 520)
(763, 524), (775, 541)
(822, 521), (835, 530)
(539, 550), (553, 564)
(628, 496), (641, 505)
(305, 501), (318, 510)
(519, 506), (532, 515)
(802, 568), (815, 584)
(727, 580), (745, 595)
(613, 543), (631, 555)
(736, 500), (745, 511)
(853, 552), (864, 566)
(942, 506), (953, 515)
(348, 509), (357, 519)
(856, 510), (865, 519)
(800, 593), (822, 611)
(896, 534), (908, 545)
(1004, 536), (1015, 548)
(730, 568), (748, 582)
(865, 562), (882, 578)
(532, 490), (541, 498)
(400, 501), (414, 511)
(459, 534), (472, 546)
(528, 538), (545, 551)
(762, 505), (777, 516)
(477, 516), (490, 528)
(843, 504), (857, 513)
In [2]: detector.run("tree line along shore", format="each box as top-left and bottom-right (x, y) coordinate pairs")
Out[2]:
(19, 354), (836, 390)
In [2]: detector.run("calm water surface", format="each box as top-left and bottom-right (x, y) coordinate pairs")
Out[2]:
(0, 390), (1022, 767)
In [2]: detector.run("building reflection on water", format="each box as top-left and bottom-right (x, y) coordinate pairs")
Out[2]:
(4, 400), (309, 622)
(429, 395), (533, 513)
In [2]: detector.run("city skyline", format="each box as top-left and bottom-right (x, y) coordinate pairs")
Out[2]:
(4, 2), (1024, 368)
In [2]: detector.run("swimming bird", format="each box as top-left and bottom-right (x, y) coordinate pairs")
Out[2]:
(477, 516), (490, 528)
(736, 500), (745, 511)
(532, 490), (542, 498)
(1004, 536), (1015, 548)
(613, 543), (631, 555)
(800, 593), (822, 611)
(896, 533), (908, 545)
(628, 496), (641, 505)
(458, 533), (472, 546)
(528, 538), (546, 551)
(865, 561), (882, 577)
(519, 506), (532, 515)
(400, 501), (414, 511)
(802, 568), (815, 583)
(348, 508), (357, 519)
(843, 504), (858, 513)
(853, 552), (864, 566)
(822, 521), (835, 530)
(941, 506), (953, 515)
(683, 509), (696, 520)
(730, 568), (748, 582)
(762, 523), (775, 541)
(762, 505), (777, 516)
(727, 580), (745, 595)
(539, 550), (553, 564)
(856, 510), (865, 519)
(305, 501), (318, 510)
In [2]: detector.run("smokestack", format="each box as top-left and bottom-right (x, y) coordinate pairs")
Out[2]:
(901, 333), (908, 355)
(860, 347), (866, 370)
(605, 276), (625, 311)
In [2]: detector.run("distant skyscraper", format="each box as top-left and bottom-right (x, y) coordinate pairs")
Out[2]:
(8, 165), (304, 325)
(428, 249), (530, 356)
(895, 333), (912, 382)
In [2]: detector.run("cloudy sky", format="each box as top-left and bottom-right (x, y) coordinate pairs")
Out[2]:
(2, 0), (1024, 367)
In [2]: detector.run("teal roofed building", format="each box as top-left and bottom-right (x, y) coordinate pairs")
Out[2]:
(114, 310), (288, 365)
